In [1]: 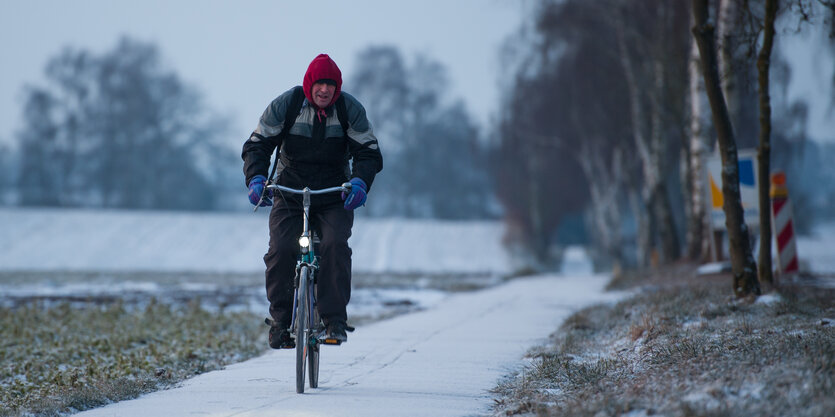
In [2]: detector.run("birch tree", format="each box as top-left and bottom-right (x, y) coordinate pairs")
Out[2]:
(685, 31), (713, 262)
(692, 0), (761, 297)
(497, 0), (692, 269)
(614, 1), (689, 266)
(756, 0), (779, 287)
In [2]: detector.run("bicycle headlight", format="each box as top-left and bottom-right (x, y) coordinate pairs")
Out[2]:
(298, 236), (310, 248)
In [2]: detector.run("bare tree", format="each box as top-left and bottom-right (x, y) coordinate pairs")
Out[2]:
(559, 4), (635, 269)
(0, 142), (9, 204)
(756, 0), (779, 287)
(718, 0), (741, 126)
(17, 89), (64, 206)
(578, 142), (627, 269)
(494, 0), (831, 276)
(718, 0), (830, 285)
(692, 0), (761, 297)
(16, 37), (229, 210)
(493, 76), (590, 265)
(350, 46), (493, 219)
(494, 0), (695, 269)
(614, 1), (689, 266)
(685, 29), (713, 262)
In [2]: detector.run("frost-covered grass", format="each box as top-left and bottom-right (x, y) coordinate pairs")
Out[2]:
(0, 299), (264, 417)
(0, 269), (465, 417)
(493, 266), (835, 417)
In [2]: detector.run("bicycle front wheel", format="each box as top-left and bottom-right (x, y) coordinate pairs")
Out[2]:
(308, 280), (320, 389)
(295, 266), (310, 394)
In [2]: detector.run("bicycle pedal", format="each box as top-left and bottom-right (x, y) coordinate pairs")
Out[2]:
(320, 338), (343, 345)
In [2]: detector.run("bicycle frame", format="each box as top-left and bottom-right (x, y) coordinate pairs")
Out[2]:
(266, 182), (351, 393)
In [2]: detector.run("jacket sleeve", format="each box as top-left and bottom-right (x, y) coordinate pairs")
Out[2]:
(241, 88), (294, 185)
(342, 93), (383, 191)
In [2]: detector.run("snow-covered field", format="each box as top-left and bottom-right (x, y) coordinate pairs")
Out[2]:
(1, 206), (832, 281)
(2, 206), (831, 319)
(0, 207), (516, 321)
(2, 207), (832, 279)
(0, 207), (513, 275)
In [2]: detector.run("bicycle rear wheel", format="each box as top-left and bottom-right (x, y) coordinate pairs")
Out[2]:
(295, 266), (310, 394)
(308, 280), (320, 389)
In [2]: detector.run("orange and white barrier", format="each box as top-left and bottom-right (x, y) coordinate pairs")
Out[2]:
(770, 172), (798, 274)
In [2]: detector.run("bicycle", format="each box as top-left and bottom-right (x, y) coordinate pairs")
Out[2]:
(261, 182), (353, 394)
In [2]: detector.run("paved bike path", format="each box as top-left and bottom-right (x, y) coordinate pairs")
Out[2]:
(77, 274), (621, 417)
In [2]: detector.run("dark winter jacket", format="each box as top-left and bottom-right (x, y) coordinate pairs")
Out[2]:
(241, 88), (383, 193)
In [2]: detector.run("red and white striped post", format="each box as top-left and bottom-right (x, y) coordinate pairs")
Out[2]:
(770, 172), (799, 274)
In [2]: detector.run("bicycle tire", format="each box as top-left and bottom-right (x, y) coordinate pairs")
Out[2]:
(295, 266), (309, 394)
(308, 280), (320, 389)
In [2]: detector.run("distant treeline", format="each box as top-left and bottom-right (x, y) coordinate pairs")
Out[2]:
(0, 38), (497, 219)
(7, 37), (235, 211)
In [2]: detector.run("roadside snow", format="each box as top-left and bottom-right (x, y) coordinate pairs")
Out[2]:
(797, 222), (835, 273)
(755, 293), (782, 305)
(74, 274), (623, 417)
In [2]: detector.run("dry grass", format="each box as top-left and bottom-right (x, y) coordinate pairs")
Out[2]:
(492, 265), (835, 417)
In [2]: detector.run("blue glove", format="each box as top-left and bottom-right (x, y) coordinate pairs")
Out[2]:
(248, 175), (272, 207)
(342, 178), (367, 210)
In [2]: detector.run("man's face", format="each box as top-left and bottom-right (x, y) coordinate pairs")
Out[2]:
(311, 82), (336, 108)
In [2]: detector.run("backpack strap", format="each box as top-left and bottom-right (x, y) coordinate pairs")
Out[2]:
(335, 95), (349, 135)
(267, 86), (306, 184)
(334, 95), (353, 174)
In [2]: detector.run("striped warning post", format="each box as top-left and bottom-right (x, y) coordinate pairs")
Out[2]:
(770, 172), (798, 274)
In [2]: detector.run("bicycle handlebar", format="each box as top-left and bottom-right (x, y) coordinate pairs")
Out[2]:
(253, 182), (351, 212)
(266, 182), (351, 195)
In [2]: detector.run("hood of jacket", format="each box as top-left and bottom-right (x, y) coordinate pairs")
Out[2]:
(303, 53), (342, 109)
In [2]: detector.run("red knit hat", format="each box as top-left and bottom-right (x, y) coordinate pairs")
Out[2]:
(303, 54), (342, 108)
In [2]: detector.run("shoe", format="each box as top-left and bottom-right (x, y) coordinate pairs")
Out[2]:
(265, 318), (295, 349)
(323, 319), (348, 344)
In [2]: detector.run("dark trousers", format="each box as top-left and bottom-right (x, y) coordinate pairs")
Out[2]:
(264, 194), (353, 327)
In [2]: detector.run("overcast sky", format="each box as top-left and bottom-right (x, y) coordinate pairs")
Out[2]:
(0, 0), (529, 149)
(1, 1), (832, 152)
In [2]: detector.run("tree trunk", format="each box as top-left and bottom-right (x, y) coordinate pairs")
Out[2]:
(628, 187), (651, 267)
(757, 0), (778, 288)
(717, 0), (740, 127)
(686, 24), (711, 262)
(649, 61), (681, 262)
(692, 0), (761, 297)
(653, 181), (681, 263)
(616, 24), (654, 267)
(528, 146), (548, 265)
(578, 140), (625, 269)
(616, 12), (683, 267)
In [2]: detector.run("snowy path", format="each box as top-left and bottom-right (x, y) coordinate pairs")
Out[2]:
(76, 274), (621, 417)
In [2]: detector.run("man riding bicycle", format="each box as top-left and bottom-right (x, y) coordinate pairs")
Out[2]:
(242, 53), (383, 349)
